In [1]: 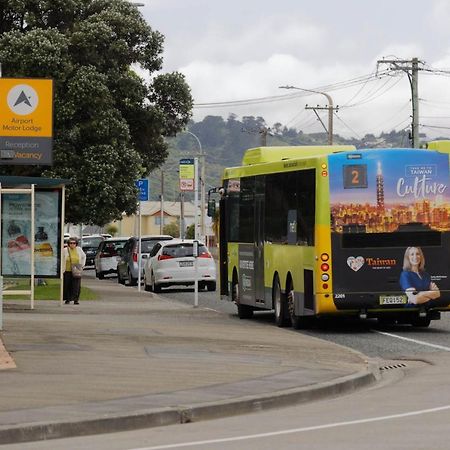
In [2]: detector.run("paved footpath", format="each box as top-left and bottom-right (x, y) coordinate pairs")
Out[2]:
(0, 277), (379, 445)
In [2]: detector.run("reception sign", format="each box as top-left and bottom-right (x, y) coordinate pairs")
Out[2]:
(0, 78), (53, 165)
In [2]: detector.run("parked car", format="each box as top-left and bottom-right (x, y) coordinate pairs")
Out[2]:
(81, 235), (105, 267)
(143, 239), (216, 293)
(117, 235), (173, 286)
(94, 237), (129, 279)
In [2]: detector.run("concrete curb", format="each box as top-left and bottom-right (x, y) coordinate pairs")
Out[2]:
(0, 366), (378, 445)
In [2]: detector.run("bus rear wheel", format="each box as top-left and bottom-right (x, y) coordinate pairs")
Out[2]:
(233, 278), (253, 319)
(273, 275), (289, 327)
(287, 281), (314, 329)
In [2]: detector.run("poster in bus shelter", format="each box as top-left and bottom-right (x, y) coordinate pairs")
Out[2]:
(1, 190), (61, 277)
(328, 149), (450, 310)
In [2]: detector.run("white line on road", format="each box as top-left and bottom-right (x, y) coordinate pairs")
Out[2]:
(374, 330), (450, 351)
(130, 404), (450, 449)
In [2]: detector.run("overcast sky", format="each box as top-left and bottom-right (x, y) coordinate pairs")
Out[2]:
(138, 0), (450, 141)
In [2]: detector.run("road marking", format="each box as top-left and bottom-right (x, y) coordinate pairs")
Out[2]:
(131, 404), (450, 449)
(375, 330), (450, 352)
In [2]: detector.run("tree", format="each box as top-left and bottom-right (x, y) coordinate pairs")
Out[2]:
(185, 223), (195, 239)
(0, 0), (193, 226)
(163, 221), (180, 238)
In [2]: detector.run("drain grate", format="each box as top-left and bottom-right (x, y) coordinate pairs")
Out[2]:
(380, 363), (407, 371)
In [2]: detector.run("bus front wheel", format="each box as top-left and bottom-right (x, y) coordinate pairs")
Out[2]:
(233, 278), (253, 319)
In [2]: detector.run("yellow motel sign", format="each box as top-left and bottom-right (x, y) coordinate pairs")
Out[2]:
(0, 78), (53, 165)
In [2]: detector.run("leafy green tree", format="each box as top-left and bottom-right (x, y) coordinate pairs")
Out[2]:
(185, 223), (195, 239)
(105, 223), (118, 237)
(0, 0), (193, 225)
(163, 221), (180, 238)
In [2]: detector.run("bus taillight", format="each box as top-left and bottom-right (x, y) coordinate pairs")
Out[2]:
(320, 254), (330, 290)
(320, 253), (329, 261)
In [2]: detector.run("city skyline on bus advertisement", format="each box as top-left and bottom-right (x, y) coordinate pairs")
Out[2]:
(329, 150), (450, 233)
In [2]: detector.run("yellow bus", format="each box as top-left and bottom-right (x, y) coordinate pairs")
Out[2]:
(218, 145), (450, 328)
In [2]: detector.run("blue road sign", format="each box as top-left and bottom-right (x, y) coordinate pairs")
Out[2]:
(135, 179), (149, 201)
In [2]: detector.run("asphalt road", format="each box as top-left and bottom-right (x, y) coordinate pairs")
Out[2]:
(8, 270), (450, 450)
(95, 269), (450, 361)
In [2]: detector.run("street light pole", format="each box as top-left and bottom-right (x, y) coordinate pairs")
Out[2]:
(279, 85), (335, 145)
(184, 131), (205, 243)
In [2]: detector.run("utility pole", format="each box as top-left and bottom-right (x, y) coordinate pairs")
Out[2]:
(377, 57), (422, 148)
(279, 85), (337, 145)
(259, 127), (269, 146)
(160, 169), (164, 234)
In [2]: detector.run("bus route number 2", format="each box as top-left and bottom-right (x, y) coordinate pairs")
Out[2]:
(343, 164), (368, 189)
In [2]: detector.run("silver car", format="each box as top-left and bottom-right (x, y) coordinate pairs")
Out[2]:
(117, 235), (173, 286)
(94, 237), (129, 279)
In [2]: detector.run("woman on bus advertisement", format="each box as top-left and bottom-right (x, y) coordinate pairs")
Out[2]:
(399, 246), (440, 305)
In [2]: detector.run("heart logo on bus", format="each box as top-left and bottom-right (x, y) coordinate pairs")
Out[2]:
(347, 256), (365, 272)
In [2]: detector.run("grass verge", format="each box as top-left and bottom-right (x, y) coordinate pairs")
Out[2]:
(3, 278), (98, 301)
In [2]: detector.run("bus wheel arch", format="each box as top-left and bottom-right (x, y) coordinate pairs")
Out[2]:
(273, 273), (289, 327)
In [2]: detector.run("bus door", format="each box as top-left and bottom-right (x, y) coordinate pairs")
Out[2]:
(254, 177), (266, 305)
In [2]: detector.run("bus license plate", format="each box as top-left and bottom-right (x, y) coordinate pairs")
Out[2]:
(179, 261), (193, 267)
(379, 295), (407, 305)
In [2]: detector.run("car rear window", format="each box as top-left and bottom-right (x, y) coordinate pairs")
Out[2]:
(101, 241), (126, 256)
(83, 237), (103, 247)
(141, 240), (159, 253)
(162, 244), (208, 258)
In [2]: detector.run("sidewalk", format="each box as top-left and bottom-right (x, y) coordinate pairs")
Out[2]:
(0, 277), (379, 444)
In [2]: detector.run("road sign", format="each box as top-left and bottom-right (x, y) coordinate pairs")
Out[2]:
(0, 78), (53, 165)
(135, 179), (149, 201)
(179, 158), (195, 191)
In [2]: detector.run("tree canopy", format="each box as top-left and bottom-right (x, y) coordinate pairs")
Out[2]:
(0, 0), (193, 225)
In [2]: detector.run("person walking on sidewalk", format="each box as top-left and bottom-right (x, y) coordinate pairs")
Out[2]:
(63, 238), (86, 305)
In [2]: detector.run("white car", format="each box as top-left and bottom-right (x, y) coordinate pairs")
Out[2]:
(94, 237), (129, 279)
(144, 239), (216, 293)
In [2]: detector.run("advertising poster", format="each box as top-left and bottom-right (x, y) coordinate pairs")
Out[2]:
(328, 149), (450, 310)
(2, 190), (61, 277)
(238, 244), (255, 305)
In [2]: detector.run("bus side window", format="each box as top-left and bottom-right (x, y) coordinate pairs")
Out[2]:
(296, 169), (316, 246)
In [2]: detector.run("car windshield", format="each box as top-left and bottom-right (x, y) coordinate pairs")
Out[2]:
(82, 237), (103, 247)
(162, 244), (208, 258)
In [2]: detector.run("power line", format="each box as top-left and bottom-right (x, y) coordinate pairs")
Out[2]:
(193, 70), (392, 109)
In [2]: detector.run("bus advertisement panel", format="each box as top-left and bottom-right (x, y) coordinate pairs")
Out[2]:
(329, 149), (450, 311)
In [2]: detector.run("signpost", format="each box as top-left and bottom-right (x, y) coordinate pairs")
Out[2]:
(0, 78), (53, 165)
(135, 179), (149, 291)
(179, 158), (195, 192)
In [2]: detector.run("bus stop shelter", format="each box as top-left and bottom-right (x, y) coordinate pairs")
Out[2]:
(0, 176), (70, 329)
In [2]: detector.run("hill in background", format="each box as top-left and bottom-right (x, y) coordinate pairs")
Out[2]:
(149, 114), (442, 202)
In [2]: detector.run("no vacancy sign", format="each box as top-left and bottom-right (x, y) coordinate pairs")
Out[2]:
(0, 78), (53, 165)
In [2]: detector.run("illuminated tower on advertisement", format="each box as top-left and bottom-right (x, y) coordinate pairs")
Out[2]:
(376, 161), (385, 211)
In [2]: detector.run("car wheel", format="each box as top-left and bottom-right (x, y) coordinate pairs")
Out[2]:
(207, 281), (216, 292)
(118, 271), (125, 285)
(144, 274), (152, 292)
(152, 272), (161, 293)
(128, 269), (137, 286)
(98, 271), (104, 280)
